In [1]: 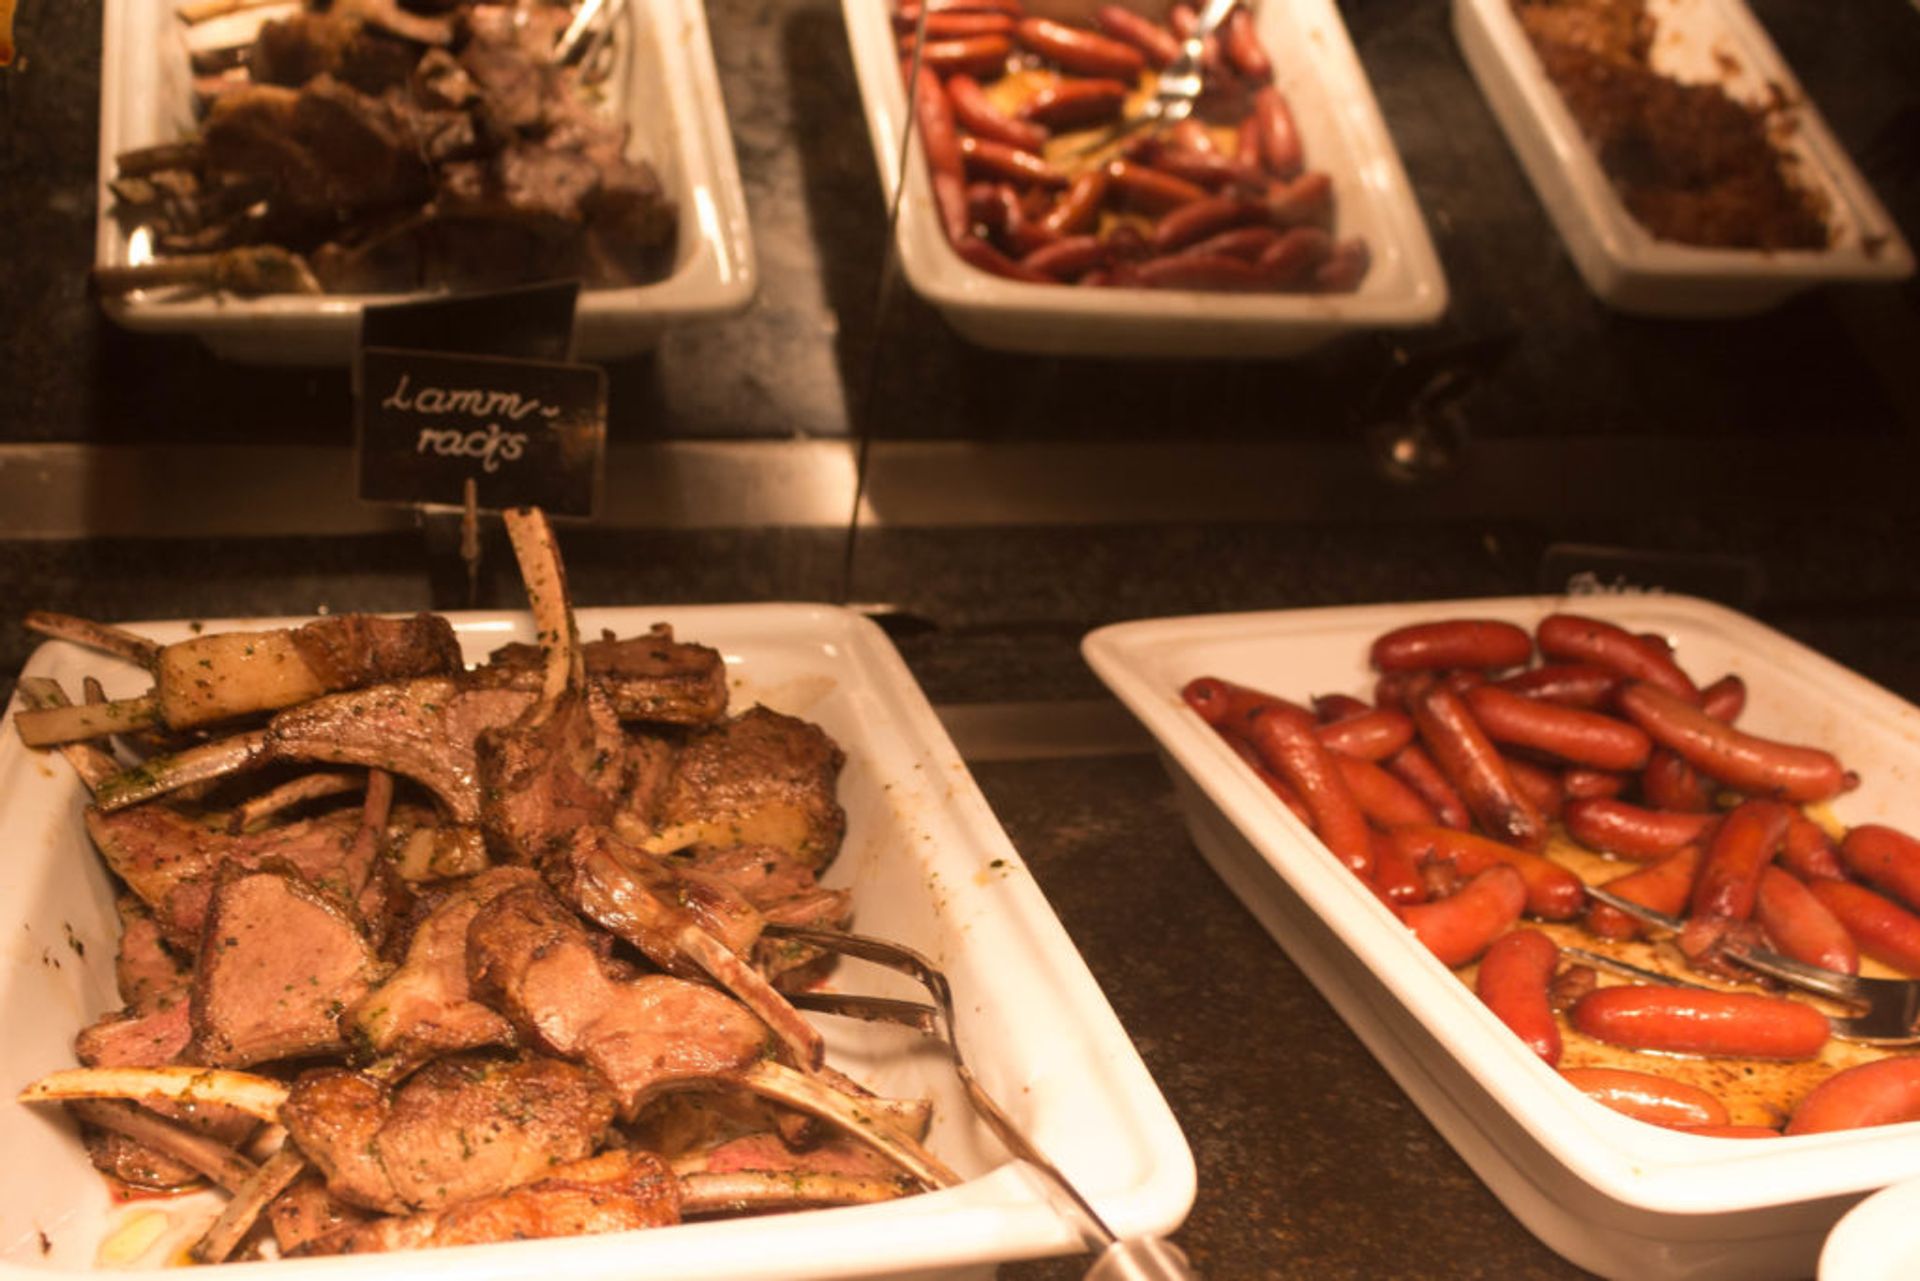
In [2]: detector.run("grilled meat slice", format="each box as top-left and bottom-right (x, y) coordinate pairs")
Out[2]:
(268, 1173), (377, 1256)
(466, 883), (769, 1117)
(484, 627), (729, 727)
(628, 707), (847, 870)
(115, 894), (191, 1013)
(283, 1054), (617, 1214)
(477, 686), (637, 866)
(189, 863), (383, 1068)
(297, 1149), (680, 1256)
(343, 866), (537, 1064)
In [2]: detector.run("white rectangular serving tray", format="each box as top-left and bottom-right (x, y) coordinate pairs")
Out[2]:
(842, 0), (1448, 357)
(1084, 593), (1920, 1281)
(1, 603), (1193, 1279)
(95, 0), (757, 365)
(1453, 0), (1913, 316)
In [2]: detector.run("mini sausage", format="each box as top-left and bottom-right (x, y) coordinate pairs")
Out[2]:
(950, 234), (1052, 281)
(1220, 5), (1272, 82)
(1805, 879), (1920, 976)
(1560, 767), (1628, 801)
(1493, 663), (1621, 709)
(1039, 169), (1109, 236)
(1179, 675), (1312, 734)
(1092, 3), (1180, 65)
(1021, 77), (1130, 128)
(1384, 743), (1471, 830)
(1368, 828), (1429, 907)
(1135, 253), (1270, 291)
(1536, 614), (1702, 703)
(1840, 824), (1920, 914)
(959, 135), (1068, 187)
(1334, 753), (1437, 828)
(1402, 865), (1526, 967)
(1476, 929), (1562, 1065)
(1570, 985), (1829, 1060)
(1149, 194), (1265, 253)
(1700, 673), (1747, 723)
(1562, 798), (1718, 862)
(1019, 235), (1106, 280)
(1560, 1067), (1729, 1130)
(1255, 225), (1332, 286)
(1314, 237), (1371, 292)
(1013, 16), (1146, 78)
(1223, 733), (1313, 826)
(1755, 866), (1858, 975)
(944, 74), (1047, 151)
(1785, 1058), (1920, 1135)
(1315, 706), (1415, 762)
(1690, 798), (1793, 922)
(1248, 83), (1302, 176)
(1244, 705), (1374, 878)
(1462, 685), (1651, 772)
(1618, 681), (1853, 804)
(1388, 824), (1586, 920)
(1503, 755), (1565, 821)
(1584, 845), (1702, 941)
(1641, 747), (1715, 813)
(1780, 813), (1847, 882)
(1407, 677), (1550, 851)
(1368, 619), (1534, 673)
(1105, 160), (1212, 214)
(909, 33), (1014, 78)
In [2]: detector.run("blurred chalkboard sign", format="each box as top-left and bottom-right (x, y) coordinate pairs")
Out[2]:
(354, 282), (605, 517)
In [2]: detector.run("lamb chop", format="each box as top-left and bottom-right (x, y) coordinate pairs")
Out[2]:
(282, 1053), (617, 1214)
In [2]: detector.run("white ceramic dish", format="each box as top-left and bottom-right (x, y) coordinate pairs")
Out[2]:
(1084, 593), (1920, 1281)
(842, 0), (1448, 357)
(1820, 1174), (1920, 1281)
(1, 603), (1193, 1279)
(95, 0), (756, 365)
(1453, 0), (1914, 316)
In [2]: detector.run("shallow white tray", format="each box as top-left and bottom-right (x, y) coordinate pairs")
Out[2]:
(1, 603), (1192, 1279)
(1453, 0), (1913, 316)
(1085, 593), (1920, 1280)
(842, 0), (1447, 357)
(95, 0), (756, 365)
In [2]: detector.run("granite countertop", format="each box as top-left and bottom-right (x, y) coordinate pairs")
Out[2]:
(4, 0), (1920, 1276)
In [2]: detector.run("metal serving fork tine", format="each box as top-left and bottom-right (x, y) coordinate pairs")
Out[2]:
(1580, 884), (1920, 1044)
(764, 923), (1194, 1280)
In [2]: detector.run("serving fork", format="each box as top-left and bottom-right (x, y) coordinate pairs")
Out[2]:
(1063, 0), (1240, 157)
(1575, 884), (1920, 1045)
(765, 923), (1195, 1280)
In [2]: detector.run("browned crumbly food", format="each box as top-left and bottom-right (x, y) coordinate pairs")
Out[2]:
(1513, 0), (1829, 250)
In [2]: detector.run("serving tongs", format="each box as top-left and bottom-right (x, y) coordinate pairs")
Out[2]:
(1574, 885), (1920, 1045)
(766, 923), (1195, 1280)
(1061, 0), (1238, 158)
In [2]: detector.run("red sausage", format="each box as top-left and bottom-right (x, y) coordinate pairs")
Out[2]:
(1384, 743), (1471, 830)
(898, 0), (1026, 19)
(1402, 865), (1526, 967)
(1570, 985), (1829, 1060)
(1563, 798), (1719, 862)
(945, 74), (1047, 151)
(1312, 692), (1372, 723)
(1244, 705), (1374, 879)
(1464, 684), (1652, 772)
(1585, 845), (1703, 940)
(1368, 829), (1429, 907)
(1368, 619), (1534, 673)
(1255, 225), (1332, 287)
(1476, 929), (1562, 1065)
(1249, 83), (1302, 177)
(910, 34), (1014, 78)
(1805, 879), (1920, 976)
(1039, 169), (1109, 236)
(895, 11), (1017, 38)
(950, 234), (1051, 281)
(1148, 145), (1261, 190)
(1690, 798), (1793, 922)
(1334, 754), (1437, 828)
(1536, 614), (1702, 703)
(1785, 1058), (1920, 1135)
(959, 135), (1067, 187)
(1181, 225), (1283, 262)
(1755, 866), (1859, 975)
(1220, 5), (1272, 81)
(1314, 236), (1371, 291)
(1504, 755), (1565, 821)
(1840, 824), (1920, 914)
(1618, 681), (1853, 804)
(1092, 3), (1180, 65)
(1013, 17), (1146, 78)
(1700, 674), (1747, 723)
(1263, 168), (1333, 228)
(1223, 733), (1313, 826)
(1781, 814), (1847, 882)
(1641, 747), (1715, 813)
(1561, 1067), (1729, 1130)
(1389, 824), (1586, 921)
(1180, 675), (1312, 734)
(1149, 194), (1265, 253)
(1407, 678), (1550, 851)
(1021, 77), (1130, 128)
(1105, 159), (1211, 214)
(1019, 235), (1106, 280)
(1135, 253), (1270, 291)
(1561, 767), (1628, 800)
(1315, 707), (1415, 762)
(1493, 663), (1621, 709)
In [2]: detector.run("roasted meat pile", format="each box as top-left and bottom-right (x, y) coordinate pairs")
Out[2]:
(103, 0), (677, 296)
(15, 510), (951, 1263)
(1513, 0), (1829, 251)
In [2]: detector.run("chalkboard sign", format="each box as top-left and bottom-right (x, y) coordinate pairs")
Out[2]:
(356, 346), (606, 516)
